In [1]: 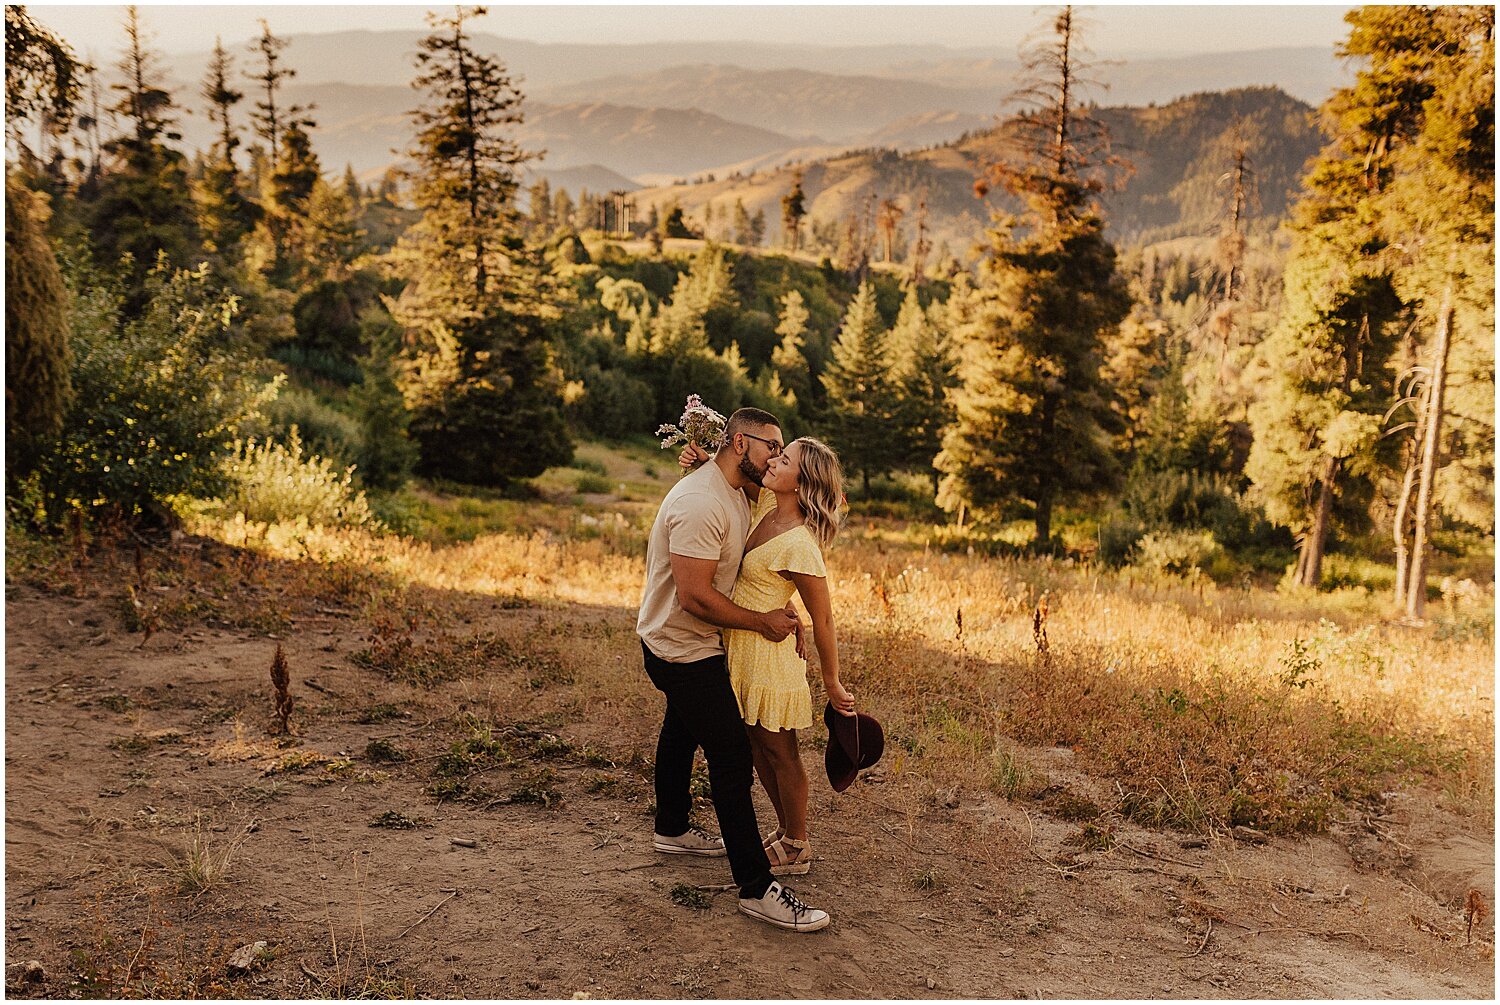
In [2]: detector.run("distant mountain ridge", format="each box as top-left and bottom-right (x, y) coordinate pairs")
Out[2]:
(630, 87), (1323, 254)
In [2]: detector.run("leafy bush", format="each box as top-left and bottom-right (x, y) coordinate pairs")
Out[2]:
(262, 386), (364, 467)
(1124, 468), (1287, 551)
(216, 429), (373, 527)
(1131, 529), (1221, 576)
(574, 472), (612, 494)
(40, 264), (276, 525)
(1096, 517), (1146, 566)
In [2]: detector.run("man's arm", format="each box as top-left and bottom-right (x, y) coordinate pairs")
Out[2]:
(671, 553), (798, 642)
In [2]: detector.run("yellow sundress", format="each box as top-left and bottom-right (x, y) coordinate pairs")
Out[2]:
(725, 515), (828, 732)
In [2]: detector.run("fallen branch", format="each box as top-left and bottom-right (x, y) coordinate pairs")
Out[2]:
(304, 680), (345, 700)
(1118, 841), (1198, 867)
(615, 861), (662, 873)
(396, 890), (459, 940)
(1179, 917), (1213, 959)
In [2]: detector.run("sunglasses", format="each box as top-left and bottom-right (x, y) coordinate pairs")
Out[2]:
(739, 432), (784, 457)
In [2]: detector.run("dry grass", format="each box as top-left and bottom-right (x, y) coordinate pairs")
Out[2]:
(89, 478), (1492, 837)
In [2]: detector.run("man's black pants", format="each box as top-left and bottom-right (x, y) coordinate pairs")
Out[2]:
(642, 641), (773, 900)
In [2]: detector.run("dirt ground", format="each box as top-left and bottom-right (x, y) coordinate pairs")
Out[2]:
(4, 542), (1495, 999)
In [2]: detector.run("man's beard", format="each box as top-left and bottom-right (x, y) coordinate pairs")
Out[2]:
(738, 454), (767, 486)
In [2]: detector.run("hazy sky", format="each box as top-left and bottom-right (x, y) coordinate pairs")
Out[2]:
(33, 4), (1357, 59)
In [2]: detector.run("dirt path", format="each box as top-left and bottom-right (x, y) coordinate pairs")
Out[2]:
(5, 574), (1493, 999)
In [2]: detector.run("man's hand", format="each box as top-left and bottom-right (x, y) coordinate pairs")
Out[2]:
(678, 441), (711, 472)
(755, 607), (799, 643)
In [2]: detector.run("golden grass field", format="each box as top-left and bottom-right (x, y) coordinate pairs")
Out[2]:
(185, 438), (1497, 839)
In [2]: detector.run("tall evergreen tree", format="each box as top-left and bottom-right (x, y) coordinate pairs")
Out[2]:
(195, 36), (257, 255)
(936, 6), (1131, 543)
(781, 172), (807, 252)
(87, 5), (199, 312)
(823, 280), (899, 490)
(390, 5), (570, 486)
(1244, 5), (1487, 590)
(889, 287), (956, 489)
(770, 289), (814, 408)
(246, 20), (310, 162)
(732, 198), (753, 246)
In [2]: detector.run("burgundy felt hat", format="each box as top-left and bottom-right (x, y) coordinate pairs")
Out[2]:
(824, 702), (884, 793)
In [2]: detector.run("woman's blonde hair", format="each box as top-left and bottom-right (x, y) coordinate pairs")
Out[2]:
(792, 436), (844, 549)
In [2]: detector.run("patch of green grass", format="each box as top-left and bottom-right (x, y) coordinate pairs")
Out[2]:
(574, 472), (613, 494)
(910, 866), (943, 892)
(573, 457), (609, 477)
(1065, 822), (1117, 851)
(670, 883), (711, 910)
(363, 739), (409, 763)
(990, 746), (1030, 799)
(356, 704), (407, 725)
(509, 768), (560, 808)
(110, 735), (153, 754)
(585, 772), (620, 794)
(369, 810), (427, 830)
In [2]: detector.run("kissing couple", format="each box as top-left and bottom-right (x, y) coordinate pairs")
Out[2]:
(637, 406), (874, 933)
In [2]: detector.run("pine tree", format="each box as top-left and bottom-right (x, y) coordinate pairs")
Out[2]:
(86, 5), (199, 312)
(889, 287), (956, 489)
(750, 207), (767, 246)
(552, 187), (574, 230)
(5, 178), (74, 488)
(1245, 6), (1488, 590)
(732, 198), (753, 246)
(390, 4), (570, 486)
(246, 19), (310, 162)
(527, 176), (552, 233)
(1370, 6), (1494, 615)
(194, 36), (257, 255)
(781, 173), (807, 252)
(823, 280), (899, 490)
(341, 163), (362, 207)
(349, 308), (417, 490)
(935, 6), (1131, 543)
(770, 289), (814, 408)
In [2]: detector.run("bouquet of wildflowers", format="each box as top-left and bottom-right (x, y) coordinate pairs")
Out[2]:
(656, 394), (727, 453)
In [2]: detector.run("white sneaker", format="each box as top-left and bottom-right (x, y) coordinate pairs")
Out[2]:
(738, 880), (830, 932)
(652, 825), (727, 857)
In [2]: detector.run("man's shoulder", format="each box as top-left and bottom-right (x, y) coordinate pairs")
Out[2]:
(663, 465), (738, 512)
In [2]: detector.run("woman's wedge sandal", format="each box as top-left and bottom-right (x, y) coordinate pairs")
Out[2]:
(762, 826), (785, 849)
(766, 835), (812, 876)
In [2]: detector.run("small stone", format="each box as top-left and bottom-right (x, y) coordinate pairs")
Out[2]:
(227, 941), (270, 976)
(452, 838), (478, 848)
(17, 960), (44, 984)
(926, 977), (937, 990)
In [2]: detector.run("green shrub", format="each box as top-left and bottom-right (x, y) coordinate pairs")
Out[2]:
(1096, 517), (1146, 566)
(262, 386), (364, 467)
(216, 429), (373, 527)
(1131, 529), (1221, 576)
(574, 472), (613, 494)
(573, 457), (608, 477)
(40, 264), (276, 525)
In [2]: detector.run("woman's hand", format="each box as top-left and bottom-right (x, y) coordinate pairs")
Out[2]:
(678, 441), (711, 471)
(826, 680), (856, 716)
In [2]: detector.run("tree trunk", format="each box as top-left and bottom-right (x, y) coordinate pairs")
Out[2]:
(1406, 279), (1456, 620)
(1298, 455), (1338, 586)
(1391, 433), (1421, 609)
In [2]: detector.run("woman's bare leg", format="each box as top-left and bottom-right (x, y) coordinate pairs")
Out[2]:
(749, 725), (808, 840)
(748, 727), (786, 832)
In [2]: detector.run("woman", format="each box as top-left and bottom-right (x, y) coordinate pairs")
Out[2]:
(701, 436), (856, 876)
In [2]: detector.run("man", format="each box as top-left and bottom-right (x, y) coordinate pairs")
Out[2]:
(637, 407), (831, 933)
